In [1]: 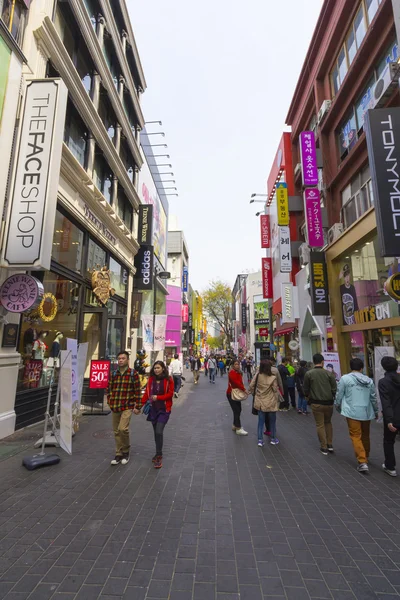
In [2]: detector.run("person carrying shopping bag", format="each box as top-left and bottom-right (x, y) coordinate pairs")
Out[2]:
(249, 360), (280, 446)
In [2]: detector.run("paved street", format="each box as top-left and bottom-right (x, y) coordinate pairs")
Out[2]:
(1, 373), (400, 600)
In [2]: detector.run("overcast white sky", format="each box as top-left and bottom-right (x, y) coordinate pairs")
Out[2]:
(129, 0), (323, 292)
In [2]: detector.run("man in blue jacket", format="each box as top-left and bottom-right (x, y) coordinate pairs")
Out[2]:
(335, 358), (378, 474)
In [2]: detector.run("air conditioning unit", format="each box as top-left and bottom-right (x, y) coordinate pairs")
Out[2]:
(299, 243), (310, 267)
(372, 62), (400, 109)
(317, 100), (332, 125)
(328, 223), (344, 245)
(294, 162), (301, 178)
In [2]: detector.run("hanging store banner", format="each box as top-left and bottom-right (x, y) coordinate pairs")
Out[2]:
(276, 182), (289, 226)
(281, 282), (295, 323)
(134, 246), (154, 290)
(262, 257), (273, 299)
(182, 266), (189, 292)
(279, 226), (292, 273)
(142, 314), (154, 351)
(260, 214), (270, 248)
(300, 131), (318, 187)
(2, 79), (68, 269)
(154, 315), (167, 351)
(66, 339), (78, 408)
(138, 204), (153, 246)
(309, 252), (330, 316)
(181, 303), (189, 323)
(365, 107), (400, 256)
(322, 352), (341, 383)
(130, 292), (143, 329)
(304, 188), (323, 247)
(241, 303), (247, 332)
(75, 342), (88, 432)
(59, 350), (73, 455)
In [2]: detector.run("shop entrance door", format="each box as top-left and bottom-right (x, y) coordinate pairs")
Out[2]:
(81, 309), (107, 407)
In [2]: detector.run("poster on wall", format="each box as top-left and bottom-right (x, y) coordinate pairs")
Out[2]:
(322, 352), (341, 383)
(374, 346), (396, 411)
(339, 262), (359, 325)
(154, 315), (167, 351)
(142, 314), (154, 351)
(59, 349), (72, 455)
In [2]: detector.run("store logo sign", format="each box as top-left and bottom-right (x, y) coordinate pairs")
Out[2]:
(260, 214), (270, 248)
(138, 204), (153, 245)
(386, 272), (400, 301)
(304, 188), (323, 247)
(262, 257), (273, 299)
(279, 225), (292, 273)
(182, 266), (188, 292)
(0, 274), (43, 313)
(365, 107), (400, 256)
(2, 79), (68, 269)
(300, 131), (318, 187)
(281, 282), (295, 323)
(134, 246), (154, 290)
(309, 252), (330, 316)
(241, 303), (247, 331)
(276, 182), (289, 226)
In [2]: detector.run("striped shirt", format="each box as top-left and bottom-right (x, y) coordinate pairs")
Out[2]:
(107, 367), (141, 412)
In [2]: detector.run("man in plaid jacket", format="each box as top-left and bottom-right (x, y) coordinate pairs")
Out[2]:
(107, 351), (141, 465)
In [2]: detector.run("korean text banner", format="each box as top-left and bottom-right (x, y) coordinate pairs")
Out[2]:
(260, 214), (270, 248)
(279, 226), (292, 273)
(276, 183), (289, 226)
(300, 131), (318, 187)
(304, 188), (323, 247)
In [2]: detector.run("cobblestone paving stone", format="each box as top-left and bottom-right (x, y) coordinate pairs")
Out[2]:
(1, 373), (400, 599)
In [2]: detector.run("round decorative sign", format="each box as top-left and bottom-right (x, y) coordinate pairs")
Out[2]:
(385, 273), (400, 302)
(288, 340), (299, 351)
(38, 293), (58, 322)
(0, 274), (44, 313)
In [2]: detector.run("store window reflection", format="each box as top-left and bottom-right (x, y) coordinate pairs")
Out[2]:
(52, 211), (84, 272)
(17, 273), (79, 390)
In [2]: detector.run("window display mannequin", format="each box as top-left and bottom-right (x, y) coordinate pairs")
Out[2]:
(51, 332), (63, 358)
(33, 330), (49, 360)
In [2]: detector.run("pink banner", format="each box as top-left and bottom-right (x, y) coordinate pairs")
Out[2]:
(260, 214), (270, 248)
(262, 258), (273, 299)
(300, 131), (318, 187)
(304, 188), (323, 248)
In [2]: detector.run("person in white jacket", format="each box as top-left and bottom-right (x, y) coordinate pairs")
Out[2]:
(169, 354), (183, 397)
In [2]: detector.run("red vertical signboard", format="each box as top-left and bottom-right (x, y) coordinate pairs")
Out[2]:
(262, 258), (272, 299)
(260, 214), (270, 248)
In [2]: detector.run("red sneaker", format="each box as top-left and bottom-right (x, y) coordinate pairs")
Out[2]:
(154, 455), (163, 469)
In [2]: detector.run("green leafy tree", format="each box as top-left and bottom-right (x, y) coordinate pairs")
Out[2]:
(207, 335), (225, 350)
(203, 281), (232, 349)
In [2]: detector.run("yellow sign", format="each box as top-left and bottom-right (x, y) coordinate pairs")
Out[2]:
(386, 273), (400, 302)
(276, 183), (289, 226)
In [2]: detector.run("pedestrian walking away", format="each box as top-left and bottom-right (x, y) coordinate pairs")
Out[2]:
(218, 358), (225, 377)
(191, 355), (202, 384)
(107, 351), (142, 466)
(287, 361), (296, 409)
(137, 360), (174, 469)
(266, 357), (284, 435)
(278, 358), (290, 410)
(226, 359), (248, 435)
(303, 353), (337, 455)
(296, 360), (309, 415)
(169, 353), (183, 397)
(379, 356), (400, 477)
(204, 357), (209, 377)
(249, 360), (279, 446)
(208, 355), (217, 383)
(335, 358), (378, 474)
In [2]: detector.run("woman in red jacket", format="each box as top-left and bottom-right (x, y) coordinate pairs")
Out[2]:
(227, 360), (248, 436)
(136, 360), (174, 468)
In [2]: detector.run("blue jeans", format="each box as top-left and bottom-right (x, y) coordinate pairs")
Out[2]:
(173, 375), (182, 394)
(258, 411), (277, 440)
(297, 394), (308, 413)
(209, 368), (216, 382)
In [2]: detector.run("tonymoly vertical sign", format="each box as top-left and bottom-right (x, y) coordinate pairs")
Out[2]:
(2, 79), (68, 269)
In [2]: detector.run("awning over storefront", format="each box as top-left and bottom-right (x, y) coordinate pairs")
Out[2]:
(274, 327), (295, 337)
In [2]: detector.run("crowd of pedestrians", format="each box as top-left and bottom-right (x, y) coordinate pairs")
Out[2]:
(105, 348), (400, 478)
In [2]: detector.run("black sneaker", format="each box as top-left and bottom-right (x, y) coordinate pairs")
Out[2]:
(327, 445), (334, 453)
(111, 456), (122, 465)
(320, 448), (328, 456)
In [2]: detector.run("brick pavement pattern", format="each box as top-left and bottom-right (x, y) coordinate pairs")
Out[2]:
(1, 372), (400, 599)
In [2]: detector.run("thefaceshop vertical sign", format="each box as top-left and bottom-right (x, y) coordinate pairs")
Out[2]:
(2, 79), (68, 269)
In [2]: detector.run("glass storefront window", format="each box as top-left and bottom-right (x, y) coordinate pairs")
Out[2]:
(337, 235), (400, 326)
(87, 239), (106, 276)
(17, 272), (79, 391)
(109, 257), (128, 298)
(52, 211), (84, 272)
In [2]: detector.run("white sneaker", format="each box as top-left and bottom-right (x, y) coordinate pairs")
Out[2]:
(236, 428), (248, 436)
(111, 456), (122, 466)
(382, 463), (397, 477)
(121, 455), (130, 465)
